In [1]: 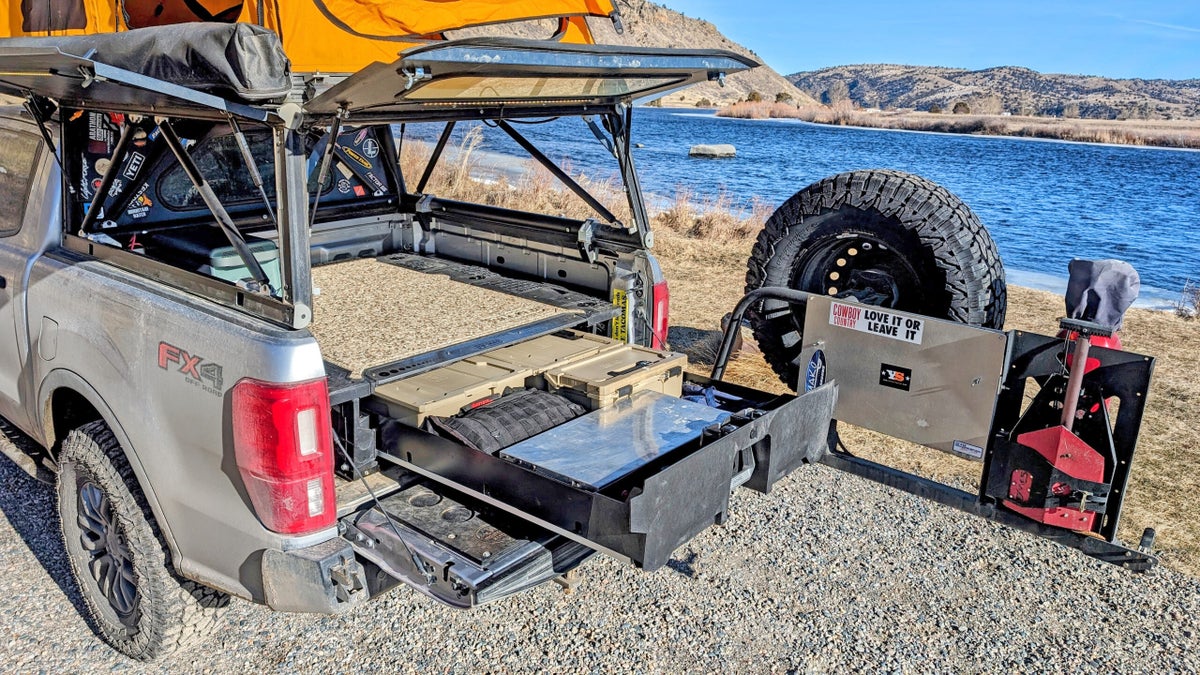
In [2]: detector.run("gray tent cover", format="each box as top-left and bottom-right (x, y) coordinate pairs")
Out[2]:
(1065, 259), (1140, 330)
(0, 23), (290, 102)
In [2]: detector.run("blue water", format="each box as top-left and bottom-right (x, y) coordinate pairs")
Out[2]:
(401, 108), (1200, 303)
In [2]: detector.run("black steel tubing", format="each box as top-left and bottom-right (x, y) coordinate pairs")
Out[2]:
(495, 119), (621, 227)
(159, 120), (272, 288)
(79, 122), (135, 233)
(711, 286), (814, 382)
(417, 121), (456, 193)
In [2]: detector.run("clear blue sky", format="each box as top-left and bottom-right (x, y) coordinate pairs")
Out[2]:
(657, 1), (1200, 80)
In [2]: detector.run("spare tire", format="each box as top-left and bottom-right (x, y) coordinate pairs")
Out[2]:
(745, 169), (1006, 387)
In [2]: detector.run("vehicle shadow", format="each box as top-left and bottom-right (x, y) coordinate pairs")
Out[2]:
(0, 418), (90, 620)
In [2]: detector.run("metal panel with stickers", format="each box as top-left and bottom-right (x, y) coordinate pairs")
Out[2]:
(798, 294), (1009, 459)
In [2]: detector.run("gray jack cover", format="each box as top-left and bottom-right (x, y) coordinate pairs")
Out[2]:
(0, 23), (290, 102)
(1065, 259), (1141, 330)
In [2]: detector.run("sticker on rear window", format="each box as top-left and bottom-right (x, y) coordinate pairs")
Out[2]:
(830, 302), (924, 344)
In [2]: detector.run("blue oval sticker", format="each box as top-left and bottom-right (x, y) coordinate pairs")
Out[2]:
(805, 349), (827, 392)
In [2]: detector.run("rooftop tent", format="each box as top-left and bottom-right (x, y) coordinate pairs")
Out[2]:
(3, 1), (618, 73)
(240, 0), (615, 72)
(124, 0), (244, 27)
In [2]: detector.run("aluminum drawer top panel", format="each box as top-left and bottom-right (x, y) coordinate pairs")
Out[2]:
(498, 391), (731, 490)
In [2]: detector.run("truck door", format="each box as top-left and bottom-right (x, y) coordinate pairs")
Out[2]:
(0, 122), (45, 421)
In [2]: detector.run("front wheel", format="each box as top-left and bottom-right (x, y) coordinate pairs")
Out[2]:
(57, 421), (228, 661)
(745, 170), (1006, 387)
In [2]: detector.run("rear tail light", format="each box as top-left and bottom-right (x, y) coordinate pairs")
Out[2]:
(651, 279), (670, 350)
(232, 377), (335, 535)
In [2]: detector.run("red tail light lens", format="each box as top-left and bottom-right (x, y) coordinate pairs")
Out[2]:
(232, 377), (335, 535)
(651, 280), (670, 350)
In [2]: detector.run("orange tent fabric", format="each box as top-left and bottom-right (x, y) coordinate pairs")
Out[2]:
(3, 1), (616, 73)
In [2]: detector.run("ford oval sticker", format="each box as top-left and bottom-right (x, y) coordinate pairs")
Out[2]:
(805, 349), (827, 391)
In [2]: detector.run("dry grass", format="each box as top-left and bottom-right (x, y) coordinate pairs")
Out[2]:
(717, 103), (1200, 149)
(403, 128), (1200, 575)
(717, 101), (810, 120)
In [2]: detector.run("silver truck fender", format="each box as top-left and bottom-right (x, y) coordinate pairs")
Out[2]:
(36, 368), (184, 571)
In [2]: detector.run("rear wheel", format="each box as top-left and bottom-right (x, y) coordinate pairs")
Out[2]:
(746, 170), (1006, 387)
(57, 421), (228, 661)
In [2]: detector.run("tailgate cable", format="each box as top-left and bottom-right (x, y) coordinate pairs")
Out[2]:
(332, 434), (437, 586)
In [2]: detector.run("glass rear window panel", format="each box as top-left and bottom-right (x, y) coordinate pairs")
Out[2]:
(405, 76), (685, 101)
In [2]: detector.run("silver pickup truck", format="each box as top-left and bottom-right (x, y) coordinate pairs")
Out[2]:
(2, 21), (1159, 665)
(0, 26), (842, 660)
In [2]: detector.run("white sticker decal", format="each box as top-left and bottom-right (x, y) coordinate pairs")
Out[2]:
(829, 301), (924, 344)
(953, 440), (984, 459)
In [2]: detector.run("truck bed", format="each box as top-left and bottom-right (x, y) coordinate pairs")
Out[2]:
(310, 258), (568, 378)
(311, 254), (621, 385)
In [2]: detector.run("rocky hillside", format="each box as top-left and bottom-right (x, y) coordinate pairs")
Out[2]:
(789, 64), (1200, 120)
(452, 1), (815, 108)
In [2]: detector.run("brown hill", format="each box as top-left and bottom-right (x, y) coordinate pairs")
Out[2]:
(450, 1), (815, 108)
(789, 64), (1200, 120)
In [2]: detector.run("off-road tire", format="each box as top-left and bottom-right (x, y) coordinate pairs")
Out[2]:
(57, 420), (229, 661)
(746, 169), (1006, 387)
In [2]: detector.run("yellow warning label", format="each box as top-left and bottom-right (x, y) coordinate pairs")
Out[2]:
(611, 288), (629, 341)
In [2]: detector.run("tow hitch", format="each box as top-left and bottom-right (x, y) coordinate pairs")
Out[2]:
(715, 260), (1158, 571)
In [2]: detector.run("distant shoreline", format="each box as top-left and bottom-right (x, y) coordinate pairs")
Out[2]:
(703, 102), (1200, 150)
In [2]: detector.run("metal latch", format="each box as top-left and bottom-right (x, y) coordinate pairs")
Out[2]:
(578, 218), (599, 264)
(329, 557), (367, 604)
(401, 66), (431, 91)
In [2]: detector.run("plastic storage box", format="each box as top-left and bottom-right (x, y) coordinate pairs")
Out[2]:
(371, 357), (532, 427)
(542, 343), (686, 410)
(202, 240), (281, 290)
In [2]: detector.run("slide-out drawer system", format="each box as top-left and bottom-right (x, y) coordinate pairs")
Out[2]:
(359, 378), (836, 578)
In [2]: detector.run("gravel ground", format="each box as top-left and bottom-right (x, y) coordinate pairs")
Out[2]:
(1, 438), (1198, 673)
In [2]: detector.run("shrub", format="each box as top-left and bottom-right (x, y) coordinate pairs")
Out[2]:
(695, 98), (713, 108)
(775, 91), (794, 104)
(928, 103), (942, 114)
(652, 188), (768, 242)
(746, 90), (764, 103)
(716, 102), (806, 119)
(952, 101), (971, 114)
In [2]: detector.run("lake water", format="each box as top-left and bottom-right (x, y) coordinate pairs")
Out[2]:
(403, 107), (1200, 306)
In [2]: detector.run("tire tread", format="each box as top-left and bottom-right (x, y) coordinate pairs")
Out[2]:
(746, 170), (1006, 386)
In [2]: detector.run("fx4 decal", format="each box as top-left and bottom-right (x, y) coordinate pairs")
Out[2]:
(158, 342), (224, 396)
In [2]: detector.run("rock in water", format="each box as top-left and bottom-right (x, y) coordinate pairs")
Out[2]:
(689, 144), (736, 158)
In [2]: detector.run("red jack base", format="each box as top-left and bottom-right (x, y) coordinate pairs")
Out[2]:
(1003, 425), (1106, 532)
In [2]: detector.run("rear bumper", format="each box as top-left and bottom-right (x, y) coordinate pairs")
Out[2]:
(261, 538), (369, 614)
